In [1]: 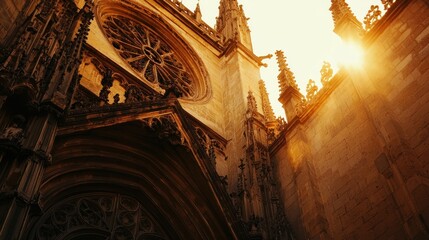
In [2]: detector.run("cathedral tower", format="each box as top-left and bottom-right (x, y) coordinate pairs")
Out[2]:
(216, 0), (252, 50)
(329, 0), (364, 41)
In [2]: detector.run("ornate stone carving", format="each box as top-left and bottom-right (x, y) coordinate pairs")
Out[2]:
(320, 61), (333, 86)
(275, 50), (299, 92)
(329, 0), (360, 27)
(99, 68), (114, 103)
(267, 116), (287, 144)
(259, 80), (276, 122)
(246, 91), (258, 114)
(0, 115), (25, 143)
(0, 0), (83, 106)
(75, 51), (163, 109)
(33, 194), (168, 240)
(141, 115), (188, 147)
(102, 15), (194, 98)
(295, 97), (308, 116)
(364, 5), (382, 31)
(194, 127), (225, 167)
(381, 0), (396, 10)
(306, 79), (318, 101)
(161, 0), (222, 43)
(70, 86), (100, 109)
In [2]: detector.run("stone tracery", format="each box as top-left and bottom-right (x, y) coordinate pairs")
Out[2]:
(33, 194), (168, 240)
(102, 15), (194, 98)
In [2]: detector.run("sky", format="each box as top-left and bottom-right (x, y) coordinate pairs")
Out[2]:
(180, 0), (381, 117)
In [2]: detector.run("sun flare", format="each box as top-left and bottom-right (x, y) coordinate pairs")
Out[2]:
(335, 41), (364, 68)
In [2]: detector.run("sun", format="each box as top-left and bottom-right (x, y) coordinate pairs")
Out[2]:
(334, 41), (365, 68)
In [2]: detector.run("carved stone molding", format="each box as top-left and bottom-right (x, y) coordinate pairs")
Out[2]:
(72, 51), (162, 110)
(140, 115), (188, 147)
(31, 193), (168, 240)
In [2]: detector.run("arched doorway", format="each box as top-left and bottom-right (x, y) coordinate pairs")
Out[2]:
(25, 120), (238, 239)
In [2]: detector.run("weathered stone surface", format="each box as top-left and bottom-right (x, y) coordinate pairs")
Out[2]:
(272, 0), (429, 239)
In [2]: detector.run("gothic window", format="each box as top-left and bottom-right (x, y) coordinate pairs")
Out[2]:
(102, 15), (194, 98)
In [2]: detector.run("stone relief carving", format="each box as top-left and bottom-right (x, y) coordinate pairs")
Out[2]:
(33, 194), (168, 240)
(195, 127), (225, 165)
(320, 61), (333, 86)
(72, 52), (161, 110)
(140, 115), (188, 147)
(0, 123), (24, 143)
(364, 5), (382, 31)
(305, 79), (319, 101)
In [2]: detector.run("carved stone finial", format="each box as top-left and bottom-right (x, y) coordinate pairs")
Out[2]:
(329, 0), (364, 40)
(381, 0), (396, 10)
(306, 79), (318, 101)
(275, 50), (299, 92)
(320, 61), (333, 86)
(258, 80), (276, 122)
(330, 0), (358, 25)
(364, 5), (382, 31)
(275, 50), (287, 72)
(216, 0), (252, 49)
(194, 1), (202, 22)
(99, 68), (113, 103)
(295, 97), (308, 116)
(247, 91), (257, 113)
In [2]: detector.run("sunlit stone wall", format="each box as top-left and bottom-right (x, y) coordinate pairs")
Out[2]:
(272, 0), (429, 239)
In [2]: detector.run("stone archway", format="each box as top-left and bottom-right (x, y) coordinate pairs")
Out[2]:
(24, 119), (240, 239)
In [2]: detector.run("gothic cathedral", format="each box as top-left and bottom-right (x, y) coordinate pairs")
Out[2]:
(0, 0), (428, 239)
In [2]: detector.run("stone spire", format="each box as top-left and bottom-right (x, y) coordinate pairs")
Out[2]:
(238, 90), (292, 239)
(194, 1), (202, 22)
(275, 50), (303, 123)
(215, 0), (252, 49)
(258, 80), (276, 122)
(275, 50), (299, 92)
(329, 0), (364, 41)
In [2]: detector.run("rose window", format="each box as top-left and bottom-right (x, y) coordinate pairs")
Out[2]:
(102, 15), (194, 97)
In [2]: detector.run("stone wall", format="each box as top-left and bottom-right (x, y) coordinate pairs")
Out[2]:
(272, 0), (429, 239)
(0, 0), (25, 43)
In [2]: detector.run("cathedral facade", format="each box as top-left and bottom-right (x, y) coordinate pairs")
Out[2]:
(0, 0), (428, 239)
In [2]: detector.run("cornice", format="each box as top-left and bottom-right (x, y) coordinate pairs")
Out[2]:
(154, 0), (224, 51)
(275, 69), (347, 140)
(220, 39), (265, 66)
(298, 70), (346, 123)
